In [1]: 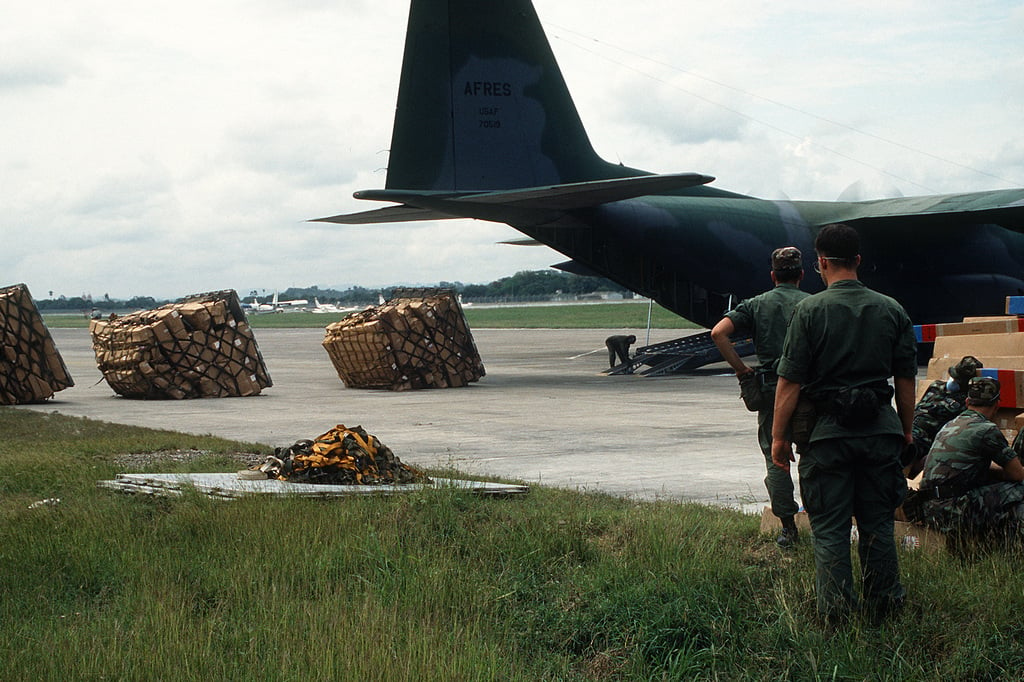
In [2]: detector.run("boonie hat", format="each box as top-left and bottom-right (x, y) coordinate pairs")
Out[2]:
(967, 376), (1000, 405)
(949, 355), (983, 384)
(771, 246), (802, 271)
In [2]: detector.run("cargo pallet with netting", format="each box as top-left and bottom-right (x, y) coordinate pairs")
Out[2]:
(90, 290), (272, 399)
(322, 288), (485, 390)
(0, 283), (74, 404)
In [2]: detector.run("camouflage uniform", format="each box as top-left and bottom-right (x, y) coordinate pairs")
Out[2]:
(905, 356), (982, 474)
(920, 408), (1024, 542)
(725, 280), (809, 520)
(778, 278), (917, 623)
(910, 379), (968, 457)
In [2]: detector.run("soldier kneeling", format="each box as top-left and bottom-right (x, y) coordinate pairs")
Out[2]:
(915, 377), (1024, 552)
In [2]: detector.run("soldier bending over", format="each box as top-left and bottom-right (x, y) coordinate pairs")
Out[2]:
(605, 334), (636, 370)
(904, 355), (983, 478)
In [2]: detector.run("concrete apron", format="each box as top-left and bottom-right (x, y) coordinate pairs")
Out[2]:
(22, 327), (799, 513)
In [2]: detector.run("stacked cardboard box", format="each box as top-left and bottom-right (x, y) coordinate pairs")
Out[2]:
(915, 317), (1024, 343)
(918, 299), (1024, 440)
(322, 288), (485, 390)
(90, 290), (272, 399)
(0, 283), (74, 404)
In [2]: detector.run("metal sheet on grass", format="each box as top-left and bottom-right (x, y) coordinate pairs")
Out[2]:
(98, 472), (528, 499)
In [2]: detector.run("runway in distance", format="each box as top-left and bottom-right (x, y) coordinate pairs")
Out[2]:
(315, 0), (1024, 328)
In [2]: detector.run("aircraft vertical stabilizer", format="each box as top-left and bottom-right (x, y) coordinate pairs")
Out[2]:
(386, 0), (637, 192)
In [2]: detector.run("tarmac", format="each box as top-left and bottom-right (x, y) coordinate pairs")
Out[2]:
(17, 327), (795, 513)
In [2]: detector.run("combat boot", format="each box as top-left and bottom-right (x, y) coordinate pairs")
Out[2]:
(776, 516), (799, 548)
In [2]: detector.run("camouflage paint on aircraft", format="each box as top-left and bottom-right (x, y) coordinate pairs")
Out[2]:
(316, 0), (1024, 328)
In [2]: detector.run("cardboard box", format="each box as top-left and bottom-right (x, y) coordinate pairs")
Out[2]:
(932, 333), (1024, 369)
(927, 356), (1024, 380)
(991, 407), (1023, 431)
(990, 408), (1023, 444)
(962, 316), (1019, 324)
(978, 368), (1024, 409)
(915, 318), (1024, 343)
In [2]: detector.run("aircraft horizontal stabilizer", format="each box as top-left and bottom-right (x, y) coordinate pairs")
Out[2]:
(314, 173), (715, 226)
(499, 238), (544, 246)
(455, 173), (715, 209)
(551, 260), (604, 278)
(312, 204), (458, 225)
(360, 173), (715, 211)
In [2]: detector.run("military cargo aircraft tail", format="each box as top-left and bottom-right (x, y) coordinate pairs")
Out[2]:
(316, 0), (1024, 328)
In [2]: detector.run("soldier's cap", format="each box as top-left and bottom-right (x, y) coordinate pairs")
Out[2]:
(949, 355), (983, 383)
(771, 246), (802, 272)
(967, 376), (1000, 406)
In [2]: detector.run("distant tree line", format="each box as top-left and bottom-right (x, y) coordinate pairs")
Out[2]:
(33, 270), (630, 311)
(277, 271), (629, 305)
(34, 294), (162, 312)
(270, 285), (380, 306)
(455, 271), (629, 301)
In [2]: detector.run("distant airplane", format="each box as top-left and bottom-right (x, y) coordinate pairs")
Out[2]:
(241, 296), (275, 314)
(309, 297), (365, 314)
(315, 0), (1024, 328)
(310, 297), (342, 314)
(242, 292), (308, 314)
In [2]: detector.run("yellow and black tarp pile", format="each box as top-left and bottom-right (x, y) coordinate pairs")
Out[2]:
(90, 290), (272, 399)
(322, 288), (485, 390)
(0, 283), (74, 404)
(270, 424), (430, 485)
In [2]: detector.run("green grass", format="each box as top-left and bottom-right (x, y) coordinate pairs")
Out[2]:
(43, 302), (700, 330)
(2, 408), (1023, 680)
(39, 313), (93, 328)
(462, 303), (698, 329)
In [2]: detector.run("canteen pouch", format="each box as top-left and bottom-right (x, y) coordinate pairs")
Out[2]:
(738, 371), (765, 412)
(791, 396), (817, 454)
(831, 385), (888, 428)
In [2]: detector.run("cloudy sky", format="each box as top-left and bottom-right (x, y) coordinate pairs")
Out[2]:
(3, 0), (1023, 300)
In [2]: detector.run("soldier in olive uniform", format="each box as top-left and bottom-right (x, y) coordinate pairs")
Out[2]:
(772, 224), (917, 626)
(919, 377), (1024, 548)
(904, 355), (983, 478)
(605, 334), (637, 370)
(711, 246), (809, 547)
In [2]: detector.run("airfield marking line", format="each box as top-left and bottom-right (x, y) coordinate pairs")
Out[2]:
(567, 347), (605, 360)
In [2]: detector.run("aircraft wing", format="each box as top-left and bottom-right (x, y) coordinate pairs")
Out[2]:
(313, 173), (715, 224)
(803, 188), (1024, 230)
